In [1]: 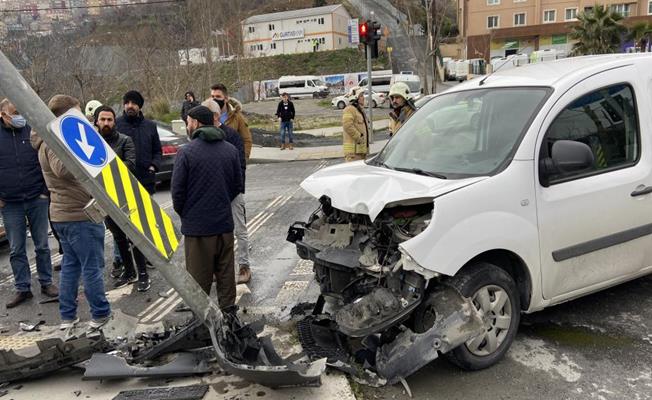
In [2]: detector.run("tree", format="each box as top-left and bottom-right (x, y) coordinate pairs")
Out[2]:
(570, 5), (626, 56)
(627, 22), (652, 52)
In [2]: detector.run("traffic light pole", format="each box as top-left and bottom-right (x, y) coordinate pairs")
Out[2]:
(366, 43), (374, 144)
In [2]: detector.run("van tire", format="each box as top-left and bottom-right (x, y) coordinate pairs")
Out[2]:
(337, 101), (346, 109)
(443, 262), (520, 371)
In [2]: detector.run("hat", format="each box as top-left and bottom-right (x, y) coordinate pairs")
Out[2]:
(187, 105), (214, 126)
(201, 98), (221, 114)
(123, 90), (144, 108)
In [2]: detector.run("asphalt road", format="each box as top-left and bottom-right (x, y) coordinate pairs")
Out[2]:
(0, 160), (650, 399)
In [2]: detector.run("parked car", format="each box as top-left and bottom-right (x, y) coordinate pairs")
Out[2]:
(287, 54), (652, 383)
(156, 124), (189, 184)
(414, 93), (436, 109)
(331, 90), (385, 109)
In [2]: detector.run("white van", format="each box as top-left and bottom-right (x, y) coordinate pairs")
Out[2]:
(358, 74), (392, 94)
(288, 54), (652, 383)
(278, 75), (329, 99)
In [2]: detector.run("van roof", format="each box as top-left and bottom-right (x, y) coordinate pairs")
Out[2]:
(452, 54), (652, 91)
(279, 75), (321, 80)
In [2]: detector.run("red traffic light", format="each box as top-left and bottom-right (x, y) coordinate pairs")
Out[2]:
(359, 22), (369, 44)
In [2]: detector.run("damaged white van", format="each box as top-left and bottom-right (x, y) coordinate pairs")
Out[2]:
(287, 54), (652, 385)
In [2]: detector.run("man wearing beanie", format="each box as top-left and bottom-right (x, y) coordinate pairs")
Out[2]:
(171, 106), (242, 309)
(115, 90), (161, 291)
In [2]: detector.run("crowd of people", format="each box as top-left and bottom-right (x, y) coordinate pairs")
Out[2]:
(0, 82), (254, 330)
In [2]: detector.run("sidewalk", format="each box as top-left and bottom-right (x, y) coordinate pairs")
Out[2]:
(295, 119), (390, 137)
(250, 138), (388, 163)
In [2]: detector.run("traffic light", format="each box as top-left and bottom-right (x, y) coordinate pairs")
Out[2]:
(371, 21), (382, 41)
(359, 21), (369, 44)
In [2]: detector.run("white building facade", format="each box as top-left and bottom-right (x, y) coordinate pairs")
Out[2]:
(241, 4), (353, 58)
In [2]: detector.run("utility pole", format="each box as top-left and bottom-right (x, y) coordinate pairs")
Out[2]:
(366, 41), (373, 142)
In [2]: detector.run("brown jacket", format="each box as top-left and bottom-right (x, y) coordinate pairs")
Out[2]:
(31, 133), (91, 222)
(224, 98), (252, 160)
(342, 103), (369, 157)
(389, 104), (416, 136)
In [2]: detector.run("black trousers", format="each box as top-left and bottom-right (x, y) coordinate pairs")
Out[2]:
(105, 217), (147, 277)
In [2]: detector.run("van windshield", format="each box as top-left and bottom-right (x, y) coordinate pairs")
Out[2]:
(371, 87), (550, 178)
(404, 80), (421, 93)
(313, 79), (326, 86)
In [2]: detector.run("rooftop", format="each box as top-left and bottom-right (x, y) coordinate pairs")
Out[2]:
(453, 54), (652, 91)
(242, 4), (343, 25)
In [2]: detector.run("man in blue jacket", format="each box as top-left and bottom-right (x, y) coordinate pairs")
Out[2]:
(172, 106), (241, 308)
(0, 99), (58, 308)
(115, 90), (161, 292)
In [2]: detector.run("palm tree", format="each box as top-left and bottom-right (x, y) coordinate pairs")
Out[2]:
(628, 22), (652, 52)
(569, 4), (627, 56)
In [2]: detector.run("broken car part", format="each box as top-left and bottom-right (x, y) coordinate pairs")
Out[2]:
(0, 49), (325, 388)
(0, 333), (112, 383)
(112, 384), (208, 400)
(289, 200), (486, 384)
(83, 350), (213, 380)
(19, 320), (45, 332)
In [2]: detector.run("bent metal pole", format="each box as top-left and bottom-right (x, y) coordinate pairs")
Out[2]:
(0, 49), (223, 343)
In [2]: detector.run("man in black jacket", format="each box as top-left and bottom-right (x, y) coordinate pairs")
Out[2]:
(181, 91), (199, 125)
(0, 99), (58, 308)
(115, 90), (160, 291)
(275, 92), (295, 150)
(94, 105), (150, 291)
(172, 106), (241, 308)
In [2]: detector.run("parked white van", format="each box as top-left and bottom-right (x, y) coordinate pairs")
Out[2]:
(358, 74), (392, 94)
(278, 75), (329, 98)
(287, 54), (652, 384)
(391, 73), (422, 99)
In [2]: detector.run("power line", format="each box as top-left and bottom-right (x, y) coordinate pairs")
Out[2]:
(0, 0), (184, 14)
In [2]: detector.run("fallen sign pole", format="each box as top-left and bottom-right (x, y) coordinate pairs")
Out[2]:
(0, 49), (324, 388)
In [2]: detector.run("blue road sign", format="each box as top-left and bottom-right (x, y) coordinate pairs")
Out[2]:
(59, 115), (108, 168)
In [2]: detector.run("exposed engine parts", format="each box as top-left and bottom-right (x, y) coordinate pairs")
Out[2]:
(287, 198), (485, 384)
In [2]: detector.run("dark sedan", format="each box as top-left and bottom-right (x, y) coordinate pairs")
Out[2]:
(156, 124), (189, 185)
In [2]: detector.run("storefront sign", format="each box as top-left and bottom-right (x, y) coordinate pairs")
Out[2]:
(272, 28), (305, 41)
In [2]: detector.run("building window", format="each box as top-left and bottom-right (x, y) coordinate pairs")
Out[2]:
(318, 17), (325, 24)
(513, 0), (526, 2)
(487, 0), (500, 5)
(487, 15), (499, 28)
(248, 26), (255, 33)
(565, 8), (578, 21)
(271, 42), (276, 49)
(319, 37), (326, 44)
(649, 0), (652, 15)
(610, 4), (631, 17)
(268, 24), (275, 31)
(584, 6), (594, 13)
(543, 9), (556, 23)
(514, 13), (526, 26)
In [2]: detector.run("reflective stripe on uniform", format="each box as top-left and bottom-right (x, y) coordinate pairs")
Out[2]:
(97, 158), (180, 259)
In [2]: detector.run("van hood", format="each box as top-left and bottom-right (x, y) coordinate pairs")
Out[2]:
(301, 161), (488, 221)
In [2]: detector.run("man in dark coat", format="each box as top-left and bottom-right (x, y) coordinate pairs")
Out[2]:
(115, 90), (161, 291)
(0, 99), (58, 308)
(275, 92), (296, 150)
(171, 106), (241, 308)
(94, 105), (150, 292)
(181, 91), (199, 125)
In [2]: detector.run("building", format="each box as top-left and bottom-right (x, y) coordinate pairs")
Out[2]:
(241, 4), (353, 58)
(459, 0), (652, 60)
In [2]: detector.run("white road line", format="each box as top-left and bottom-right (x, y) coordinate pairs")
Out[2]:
(137, 288), (175, 317)
(248, 213), (274, 236)
(152, 296), (183, 322)
(140, 292), (179, 323)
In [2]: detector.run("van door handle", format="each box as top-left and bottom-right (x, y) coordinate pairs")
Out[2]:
(631, 186), (652, 197)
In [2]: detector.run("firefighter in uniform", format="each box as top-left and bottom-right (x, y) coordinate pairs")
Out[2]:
(342, 88), (369, 162)
(388, 82), (416, 136)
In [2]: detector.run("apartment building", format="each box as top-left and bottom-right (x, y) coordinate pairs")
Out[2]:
(241, 4), (353, 58)
(459, 0), (652, 60)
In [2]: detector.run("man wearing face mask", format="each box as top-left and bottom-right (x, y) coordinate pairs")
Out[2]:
(0, 99), (58, 308)
(115, 90), (160, 291)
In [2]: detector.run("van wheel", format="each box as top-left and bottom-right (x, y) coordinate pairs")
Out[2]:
(444, 262), (520, 371)
(337, 101), (346, 109)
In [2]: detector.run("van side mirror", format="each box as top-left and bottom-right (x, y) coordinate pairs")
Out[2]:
(540, 140), (594, 186)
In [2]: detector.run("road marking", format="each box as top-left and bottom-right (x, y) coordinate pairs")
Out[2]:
(137, 288), (175, 317)
(140, 292), (180, 323)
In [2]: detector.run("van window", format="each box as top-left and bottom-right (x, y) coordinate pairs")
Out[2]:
(541, 83), (639, 184)
(359, 78), (368, 87)
(279, 80), (305, 89)
(372, 77), (391, 86)
(307, 80), (315, 87)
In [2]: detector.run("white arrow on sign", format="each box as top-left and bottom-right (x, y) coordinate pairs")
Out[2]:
(75, 122), (95, 159)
